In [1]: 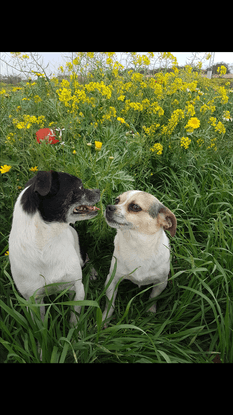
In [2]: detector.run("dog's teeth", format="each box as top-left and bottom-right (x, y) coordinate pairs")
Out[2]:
(73, 205), (99, 213)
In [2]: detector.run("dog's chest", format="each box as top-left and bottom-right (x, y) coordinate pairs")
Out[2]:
(34, 214), (69, 250)
(113, 232), (170, 286)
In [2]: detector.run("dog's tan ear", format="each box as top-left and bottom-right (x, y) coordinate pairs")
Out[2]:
(34, 171), (53, 196)
(158, 206), (177, 237)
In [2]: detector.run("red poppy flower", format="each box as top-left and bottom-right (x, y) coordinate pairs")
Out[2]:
(36, 128), (59, 144)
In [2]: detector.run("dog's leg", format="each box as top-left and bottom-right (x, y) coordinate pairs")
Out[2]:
(147, 280), (168, 313)
(25, 294), (45, 322)
(102, 274), (121, 323)
(69, 279), (85, 326)
(38, 297), (45, 321)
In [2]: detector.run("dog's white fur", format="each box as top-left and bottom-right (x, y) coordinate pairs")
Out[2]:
(9, 186), (85, 324)
(102, 190), (177, 322)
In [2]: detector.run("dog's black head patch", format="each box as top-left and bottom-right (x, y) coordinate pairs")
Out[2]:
(21, 170), (100, 223)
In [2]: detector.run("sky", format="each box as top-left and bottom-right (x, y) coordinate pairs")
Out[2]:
(1, 52), (233, 77)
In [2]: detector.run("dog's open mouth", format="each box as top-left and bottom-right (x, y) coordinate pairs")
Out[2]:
(73, 205), (100, 214)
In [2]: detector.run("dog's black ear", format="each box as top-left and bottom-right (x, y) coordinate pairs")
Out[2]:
(34, 171), (53, 196)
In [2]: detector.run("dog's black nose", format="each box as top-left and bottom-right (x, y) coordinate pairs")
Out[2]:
(106, 205), (116, 212)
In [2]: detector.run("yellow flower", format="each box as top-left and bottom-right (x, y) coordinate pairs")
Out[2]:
(185, 103), (195, 116)
(0, 164), (12, 174)
(197, 138), (204, 147)
(31, 71), (45, 78)
(180, 136), (191, 149)
(106, 57), (113, 65)
(207, 138), (217, 150)
(215, 121), (226, 134)
(6, 133), (14, 141)
(142, 55), (150, 65)
(185, 117), (200, 132)
(61, 79), (70, 88)
(208, 116), (217, 126)
(16, 122), (25, 129)
(66, 62), (73, 71)
(217, 65), (227, 75)
(72, 150), (77, 154)
(129, 102), (143, 111)
(4, 251), (9, 256)
(218, 86), (228, 104)
(117, 117), (126, 124)
(12, 87), (22, 92)
(131, 73), (143, 83)
(29, 166), (38, 172)
(34, 95), (42, 103)
(150, 143), (163, 155)
(95, 141), (103, 151)
(223, 110), (232, 121)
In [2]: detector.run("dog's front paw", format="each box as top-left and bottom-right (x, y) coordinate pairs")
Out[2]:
(70, 312), (78, 327)
(90, 267), (98, 280)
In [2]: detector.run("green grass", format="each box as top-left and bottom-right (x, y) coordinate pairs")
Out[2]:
(1, 154), (233, 363)
(1, 54), (233, 362)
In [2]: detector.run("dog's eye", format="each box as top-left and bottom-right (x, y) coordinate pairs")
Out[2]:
(129, 203), (142, 212)
(115, 198), (120, 205)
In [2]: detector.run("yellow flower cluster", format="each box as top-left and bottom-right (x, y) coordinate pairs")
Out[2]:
(208, 117), (226, 134)
(101, 106), (117, 123)
(162, 109), (185, 136)
(148, 102), (164, 117)
(85, 81), (112, 99)
(207, 138), (217, 151)
(217, 65), (227, 75)
(12, 115), (45, 129)
(31, 70), (45, 78)
(143, 123), (160, 137)
(34, 95), (42, 103)
(56, 80), (113, 114)
(200, 100), (216, 114)
(150, 143), (163, 155)
(117, 117), (129, 126)
(185, 103), (195, 116)
(215, 121), (226, 134)
(4, 52), (230, 162)
(217, 86), (228, 104)
(180, 136), (191, 149)
(128, 101), (144, 111)
(222, 110), (232, 121)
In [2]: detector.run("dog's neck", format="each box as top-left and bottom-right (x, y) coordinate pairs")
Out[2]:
(115, 227), (165, 255)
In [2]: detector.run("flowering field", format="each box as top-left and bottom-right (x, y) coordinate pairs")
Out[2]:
(1, 52), (233, 363)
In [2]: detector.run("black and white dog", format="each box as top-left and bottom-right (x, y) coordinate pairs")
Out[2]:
(9, 170), (100, 325)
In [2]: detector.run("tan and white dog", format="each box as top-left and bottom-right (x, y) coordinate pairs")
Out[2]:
(102, 190), (177, 322)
